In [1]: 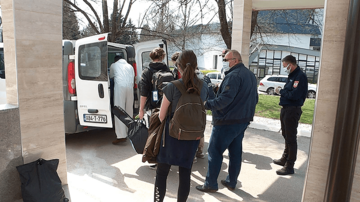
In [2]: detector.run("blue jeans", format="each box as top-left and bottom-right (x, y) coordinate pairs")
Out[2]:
(204, 122), (249, 189)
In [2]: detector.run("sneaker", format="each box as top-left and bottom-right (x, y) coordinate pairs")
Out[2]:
(193, 156), (197, 163)
(196, 152), (205, 159)
(112, 138), (126, 145)
(149, 164), (157, 170)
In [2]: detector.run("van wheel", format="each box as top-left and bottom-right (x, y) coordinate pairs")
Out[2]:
(267, 87), (275, 95)
(308, 91), (316, 99)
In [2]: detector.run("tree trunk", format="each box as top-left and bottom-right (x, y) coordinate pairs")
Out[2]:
(251, 11), (258, 38)
(111, 0), (118, 42)
(216, 0), (231, 49)
(103, 0), (110, 33)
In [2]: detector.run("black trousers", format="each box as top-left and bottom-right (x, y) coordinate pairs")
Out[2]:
(154, 163), (192, 202)
(280, 107), (302, 165)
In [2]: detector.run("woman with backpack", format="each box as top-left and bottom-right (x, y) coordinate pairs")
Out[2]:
(153, 50), (209, 202)
(138, 47), (171, 122)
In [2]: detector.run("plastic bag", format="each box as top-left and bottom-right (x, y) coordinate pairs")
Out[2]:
(16, 158), (68, 202)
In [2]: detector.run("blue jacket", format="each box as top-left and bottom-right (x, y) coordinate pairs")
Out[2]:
(279, 66), (308, 106)
(205, 63), (258, 125)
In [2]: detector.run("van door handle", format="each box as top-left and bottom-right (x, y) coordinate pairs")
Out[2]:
(88, 109), (98, 113)
(98, 84), (104, 98)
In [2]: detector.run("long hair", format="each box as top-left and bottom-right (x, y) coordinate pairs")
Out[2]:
(176, 50), (201, 95)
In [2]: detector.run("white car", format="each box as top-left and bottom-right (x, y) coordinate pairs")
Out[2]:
(206, 72), (223, 85)
(258, 75), (317, 99)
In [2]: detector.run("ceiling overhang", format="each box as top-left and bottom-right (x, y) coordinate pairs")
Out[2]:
(252, 0), (325, 10)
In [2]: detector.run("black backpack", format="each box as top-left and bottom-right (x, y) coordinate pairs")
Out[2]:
(149, 68), (174, 108)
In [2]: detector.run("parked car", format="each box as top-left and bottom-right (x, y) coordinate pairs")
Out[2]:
(258, 75), (317, 99)
(206, 72), (222, 85)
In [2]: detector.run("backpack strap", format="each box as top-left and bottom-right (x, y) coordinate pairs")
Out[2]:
(172, 80), (187, 95)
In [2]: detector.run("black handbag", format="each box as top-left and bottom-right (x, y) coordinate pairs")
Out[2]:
(112, 106), (148, 154)
(16, 158), (68, 202)
(128, 119), (149, 154)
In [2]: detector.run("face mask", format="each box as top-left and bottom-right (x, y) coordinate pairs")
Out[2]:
(221, 62), (230, 78)
(285, 64), (291, 74)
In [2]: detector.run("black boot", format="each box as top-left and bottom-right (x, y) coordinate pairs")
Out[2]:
(276, 162), (294, 175)
(273, 157), (287, 166)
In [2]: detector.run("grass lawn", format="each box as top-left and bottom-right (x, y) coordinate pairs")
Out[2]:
(255, 94), (315, 124)
(207, 94), (315, 125)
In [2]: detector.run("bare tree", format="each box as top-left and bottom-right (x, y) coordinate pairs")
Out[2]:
(63, 1), (81, 40)
(64, 0), (137, 42)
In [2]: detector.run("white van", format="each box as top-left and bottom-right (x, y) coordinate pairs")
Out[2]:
(62, 34), (166, 134)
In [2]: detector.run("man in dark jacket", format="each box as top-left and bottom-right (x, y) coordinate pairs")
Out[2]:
(273, 55), (308, 175)
(196, 50), (258, 192)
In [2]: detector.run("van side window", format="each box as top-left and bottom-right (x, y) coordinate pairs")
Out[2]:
(78, 42), (107, 81)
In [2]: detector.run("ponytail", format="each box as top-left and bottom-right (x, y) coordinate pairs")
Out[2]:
(177, 51), (201, 95)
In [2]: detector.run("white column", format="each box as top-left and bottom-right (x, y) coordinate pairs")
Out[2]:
(302, 0), (350, 201)
(232, 0), (252, 67)
(1, 0), (67, 184)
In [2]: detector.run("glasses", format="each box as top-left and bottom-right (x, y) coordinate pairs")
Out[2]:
(223, 58), (236, 62)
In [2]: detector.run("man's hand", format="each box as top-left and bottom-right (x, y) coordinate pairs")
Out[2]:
(275, 86), (282, 95)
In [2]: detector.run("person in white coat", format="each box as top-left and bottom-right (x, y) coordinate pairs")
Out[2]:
(110, 55), (135, 144)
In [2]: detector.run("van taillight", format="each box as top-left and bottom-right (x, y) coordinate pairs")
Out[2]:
(132, 62), (137, 88)
(67, 61), (76, 94)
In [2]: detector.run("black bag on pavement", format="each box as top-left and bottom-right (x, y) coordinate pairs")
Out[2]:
(16, 158), (68, 202)
(112, 106), (148, 154)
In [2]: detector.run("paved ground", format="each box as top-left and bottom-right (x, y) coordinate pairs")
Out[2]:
(63, 117), (311, 202)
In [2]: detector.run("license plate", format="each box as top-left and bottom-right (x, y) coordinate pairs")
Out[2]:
(83, 114), (107, 123)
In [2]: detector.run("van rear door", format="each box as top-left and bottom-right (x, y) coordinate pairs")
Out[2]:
(133, 39), (167, 74)
(75, 34), (112, 128)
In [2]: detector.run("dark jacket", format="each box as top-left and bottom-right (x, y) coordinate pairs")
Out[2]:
(205, 63), (258, 125)
(279, 66), (308, 107)
(139, 62), (170, 110)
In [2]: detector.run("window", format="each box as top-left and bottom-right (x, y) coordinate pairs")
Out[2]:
(267, 77), (277, 81)
(279, 77), (287, 83)
(78, 42), (107, 81)
(218, 74), (222, 80)
(208, 74), (217, 79)
(141, 51), (152, 70)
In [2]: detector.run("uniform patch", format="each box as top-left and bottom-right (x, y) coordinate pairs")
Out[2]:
(293, 81), (299, 88)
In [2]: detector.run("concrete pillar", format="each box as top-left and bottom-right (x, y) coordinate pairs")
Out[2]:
(1, 0), (67, 185)
(232, 0), (252, 67)
(302, 0), (351, 201)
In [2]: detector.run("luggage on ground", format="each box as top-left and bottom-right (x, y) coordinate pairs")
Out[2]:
(16, 158), (68, 202)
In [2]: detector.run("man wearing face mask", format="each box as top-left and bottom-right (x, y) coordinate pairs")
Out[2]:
(273, 55), (308, 175)
(196, 50), (258, 192)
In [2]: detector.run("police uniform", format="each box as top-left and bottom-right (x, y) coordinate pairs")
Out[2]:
(276, 66), (308, 175)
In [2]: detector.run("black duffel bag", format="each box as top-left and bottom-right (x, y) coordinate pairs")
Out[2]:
(112, 106), (148, 154)
(16, 158), (68, 202)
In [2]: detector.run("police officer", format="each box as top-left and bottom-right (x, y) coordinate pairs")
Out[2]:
(274, 55), (308, 175)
